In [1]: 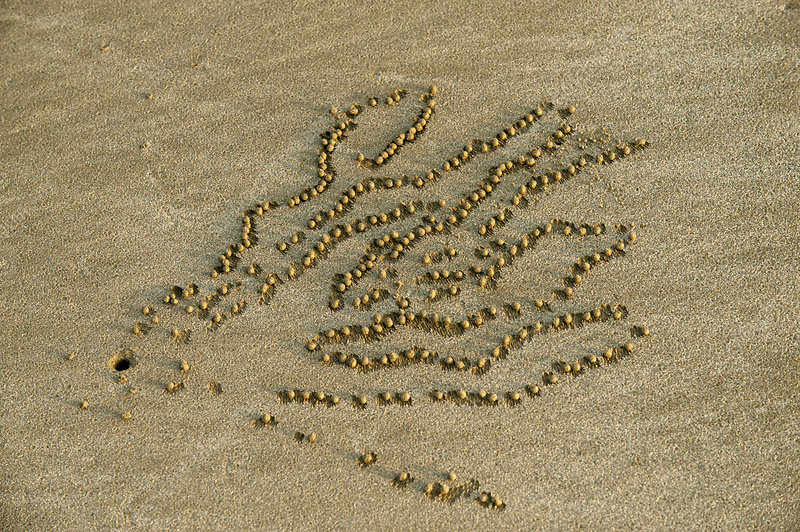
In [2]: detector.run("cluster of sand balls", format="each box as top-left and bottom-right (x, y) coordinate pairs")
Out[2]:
(479, 157), (608, 236)
(282, 85), (511, 259)
(323, 106), (575, 304)
(470, 122), (577, 227)
(404, 308), (496, 337)
(489, 303), (630, 360)
(277, 389), (341, 407)
(421, 245), (458, 265)
(226, 298), (247, 318)
(239, 214), (259, 249)
(476, 219), (608, 290)
(475, 491), (506, 511)
(347, 276), (404, 312)
(162, 283), (198, 306)
(121, 88), (621, 356)
(352, 287), (390, 310)
(211, 203), (275, 278)
(194, 281), (248, 332)
(484, 161), (596, 234)
(294, 200), (422, 289)
(312, 304), (525, 350)
(365, 88), (436, 167)
(367, 88), (407, 108)
(440, 355), (492, 375)
(375, 391), (414, 406)
(304, 178), (378, 232)
(414, 267), (469, 285)
(258, 272), (281, 305)
(321, 346), (437, 372)
(329, 231), (415, 305)
(499, 137), (647, 225)
(371, 216), (446, 263)
(293, 431), (317, 444)
(211, 243), (241, 278)
(191, 283), (227, 317)
(479, 207), (515, 237)
(326, 253), (376, 310)
(275, 230), (305, 254)
(294, 89), (437, 234)
(554, 234), (636, 300)
(427, 386), (540, 407)
(483, 139), (555, 185)
(474, 245), (493, 259)
(446, 103), (555, 174)
(386, 470), (501, 511)
(163, 381), (185, 395)
(405, 100), (556, 191)
(423, 477), (481, 505)
(425, 284), (460, 302)
(540, 342), (641, 386)
(324, 119), (573, 304)
(279, 384), (547, 411)
(288, 115), (357, 209)
(327, 207), (450, 304)
(117, 86), (649, 375)
(181, 279), (239, 320)
(308, 311), (410, 351)
(273, 390), (417, 410)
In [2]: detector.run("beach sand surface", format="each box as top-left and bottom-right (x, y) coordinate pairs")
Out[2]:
(1, 0), (799, 530)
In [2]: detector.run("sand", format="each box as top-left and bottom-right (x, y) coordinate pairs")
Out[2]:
(1, 0), (799, 530)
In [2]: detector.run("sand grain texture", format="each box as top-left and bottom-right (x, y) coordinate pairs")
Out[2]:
(1, 0), (799, 530)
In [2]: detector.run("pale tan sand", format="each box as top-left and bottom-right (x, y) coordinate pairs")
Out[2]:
(1, 0), (799, 530)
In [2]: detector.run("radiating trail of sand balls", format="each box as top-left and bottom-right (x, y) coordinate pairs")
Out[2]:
(309, 226), (635, 357)
(411, 218), (611, 291)
(486, 304), (631, 361)
(360, 88), (436, 167)
(293, 98), (558, 240)
(101, 85), (653, 512)
(292, 201), (423, 281)
(286, 116), (357, 209)
(389, 470), (502, 511)
(321, 346), (439, 372)
(308, 300), (633, 373)
(120, 85), (649, 367)
(282, 119), (576, 293)
(293, 91), (437, 236)
(273, 338), (645, 412)
(172, 92), (573, 288)
(319, 126), (584, 302)
(477, 140), (648, 236)
(550, 233), (636, 301)
(476, 225), (636, 294)
(115, 84), (648, 354)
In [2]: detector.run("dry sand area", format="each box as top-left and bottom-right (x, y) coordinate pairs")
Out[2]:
(1, 0), (799, 530)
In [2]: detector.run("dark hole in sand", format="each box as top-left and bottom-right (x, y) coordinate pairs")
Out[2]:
(108, 353), (136, 372)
